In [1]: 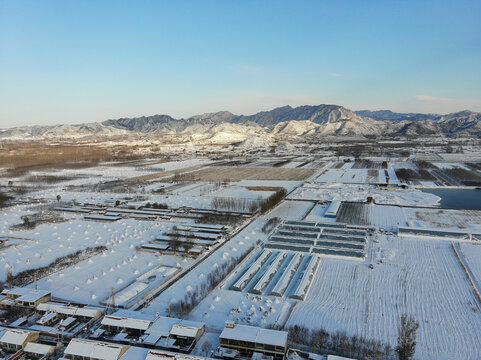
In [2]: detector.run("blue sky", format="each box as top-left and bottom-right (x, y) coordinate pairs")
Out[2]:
(1, 0), (480, 127)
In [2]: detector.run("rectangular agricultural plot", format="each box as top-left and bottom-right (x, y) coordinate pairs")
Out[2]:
(101, 265), (181, 309)
(228, 249), (320, 300)
(264, 220), (369, 259)
(315, 169), (385, 184)
(164, 167), (317, 181)
(287, 237), (481, 360)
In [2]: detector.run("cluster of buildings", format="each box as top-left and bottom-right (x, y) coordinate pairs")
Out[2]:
(0, 287), (289, 360)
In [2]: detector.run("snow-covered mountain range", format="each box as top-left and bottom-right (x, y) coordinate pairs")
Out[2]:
(1, 104), (480, 143)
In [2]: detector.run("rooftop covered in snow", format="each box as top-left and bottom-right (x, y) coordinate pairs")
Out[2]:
(64, 338), (129, 360)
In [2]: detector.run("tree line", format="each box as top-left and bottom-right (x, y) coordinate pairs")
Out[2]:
(169, 245), (254, 316)
(287, 314), (418, 360)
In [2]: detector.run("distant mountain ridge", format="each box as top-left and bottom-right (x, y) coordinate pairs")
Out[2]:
(1, 104), (480, 143)
(355, 109), (442, 122)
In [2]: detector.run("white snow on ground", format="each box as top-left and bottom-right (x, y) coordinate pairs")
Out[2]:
(459, 242), (481, 289)
(147, 181), (301, 199)
(315, 169), (383, 184)
(165, 182), (208, 196)
(0, 212), (196, 304)
(210, 187), (275, 200)
(30, 250), (162, 305)
(56, 191), (215, 211)
(189, 288), (290, 331)
(386, 165), (400, 185)
(281, 161), (306, 169)
(419, 181), (437, 187)
(403, 208), (481, 233)
(191, 331), (220, 357)
(304, 203), (329, 222)
(432, 162), (471, 171)
(368, 205), (407, 231)
(389, 162), (418, 170)
(287, 235), (481, 360)
(440, 153), (481, 162)
(0, 204), (39, 231)
(140, 218), (268, 315)
(2, 156), (481, 358)
(268, 201), (315, 220)
(307, 203), (407, 230)
(13, 158), (213, 188)
(236, 180), (303, 193)
(290, 184), (441, 207)
(341, 162), (354, 170)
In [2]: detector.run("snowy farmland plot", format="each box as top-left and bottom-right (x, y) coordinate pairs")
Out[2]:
(2, 152), (481, 359)
(226, 249), (320, 301)
(289, 183), (441, 207)
(287, 235), (481, 360)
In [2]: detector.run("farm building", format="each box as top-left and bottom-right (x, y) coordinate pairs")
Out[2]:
(26, 302), (104, 338)
(142, 316), (205, 352)
(324, 201), (341, 218)
(24, 342), (56, 358)
(265, 220), (368, 259)
(219, 323), (288, 359)
(95, 311), (205, 352)
(37, 302), (104, 321)
(84, 214), (122, 222)
(1, 288), (51, 308)
(100, 310), (157, 335)
(64, 340), (211, 360)
(0, 329), (40, 352)
(64, 338), (129, 360)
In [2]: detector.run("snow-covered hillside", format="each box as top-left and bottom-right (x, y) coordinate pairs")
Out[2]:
(1, 104), (480, 142)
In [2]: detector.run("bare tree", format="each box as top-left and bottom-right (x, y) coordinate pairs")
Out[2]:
(183, 241), (194, 254)
(396, 314), (419, 360)
(168, 238), (182, 252)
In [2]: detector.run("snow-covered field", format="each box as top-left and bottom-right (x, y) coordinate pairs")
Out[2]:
(0, 213), (196, 305)
(404, 208), (481, 233)
(315, 169), (386, 184)
(2, 154), (481, 358)
(13, 158), (214, 188)
(288, 235), (481, 360)
(290, 183), (441, 207)
(432, 162), (471, 170)
(459, 242), (481, 289)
